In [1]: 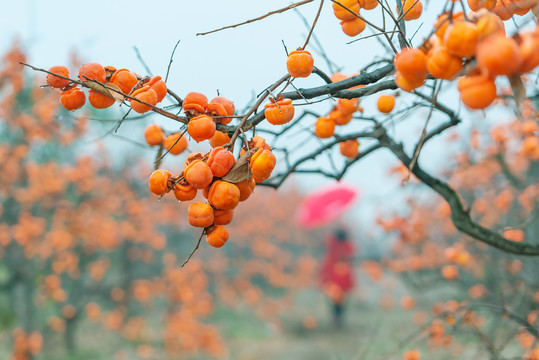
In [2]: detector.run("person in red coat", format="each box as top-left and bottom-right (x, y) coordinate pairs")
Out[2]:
(319, 227), (355, 328)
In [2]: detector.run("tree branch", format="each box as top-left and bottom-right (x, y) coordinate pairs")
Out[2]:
(378, 128), (539, 256)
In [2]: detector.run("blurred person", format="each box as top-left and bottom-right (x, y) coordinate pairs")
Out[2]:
(319, 227), (356, 328)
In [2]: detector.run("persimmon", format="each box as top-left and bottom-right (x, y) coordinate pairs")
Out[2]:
(331, 72), (348, 83)
(209, 131), (231, 148)
(340, 17), (366, 37)
(60, 88), (86, 111)
(444, 21), (479, 58)
(173, 183), (197, 202)
(184, 160), (213, 189)
(403, 350), (421, 360)
(394, 48), (427, 82)
(434, 12), (465, 40)
(236, 177), (256, 201)
(360, 0), (379, 10)
(329, 109), (353, 126)
(503, 229), (525, 242)
(78, 63), (106, 83)
(110, 68), (138, 95)
(251, 136), (272, 151)
(206, 226), (229, 248)
(467, 0), (496, 10)
(336, 98), (359, 115)
(104, 65), (116, 79)
(401, 0), (423, 21)
(340, 139), (359, 158)
(187, 115), (216, 142)
(476, 35), (523, 76)
(314, 117), (335, 138)
(264, 98), (295, 125)
(332, 0), (360, 20)
(401, 296), (416, 310)
(184, 152), (204, 168)
(163, 132), (188, 155)
(207, 96), (235, 125)
(514, 3), (533, 15)
(187, 203), (214, 228)
(148, 169), (171, 195)
(130, 85), (158, 114)
(474, 10), (506, 40)
(183, 92), (208, 115)
(213, 209), (234, 225)
(426, 46), (463, 80)
(241, 136), (272, 157)
(520, 120), (539, 136)
(88, 89), (115, 109)
(249, 148), (276, 183)
(441, 265), (459, 280)
(207, 147), (235, 177)
(208, 180), (240, 210)
(457, 74), (497, 110)
(395, 71), (424, 92)
(377, 95), (395, 113)
(286, 49), (314, 78)
(47, 66), (70, 89)
(146, 76), (167, 103)
(144, 124), (165, 146)
(494, 0), (515, 20)
(519, 32), (539, 74)
(520, 136), (539, 160)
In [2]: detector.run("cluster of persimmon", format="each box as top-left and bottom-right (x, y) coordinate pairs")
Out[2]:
(311, 72), (366, 159)
(148, 136), (276, 248)
(142, 92), (236, 156)
(47, 63), (167, 113)
(393, 3), (539, 110)
(332, 0), (423, 37)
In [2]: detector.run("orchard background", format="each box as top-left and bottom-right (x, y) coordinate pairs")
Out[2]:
(0, 0), (538, 359)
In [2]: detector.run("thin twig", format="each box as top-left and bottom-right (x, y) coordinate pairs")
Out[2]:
(133, 46), (153, 76)
(347, 31), (400, 44)
(165, 39), (181, 83)
(302, 0), (324, 50)
(155, 127), (189, 165)
(330, 0), (398, 53)
(181, 230), (205, 267)
(227, 74), (290, 152)
(197, 0), (314, 36)
(115, 108), (132, 133)
(405, 80), (441, 180)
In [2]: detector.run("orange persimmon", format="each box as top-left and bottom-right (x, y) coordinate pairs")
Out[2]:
(60, 88), (86, 111)
(264, 98), (295, 125)
(286, 49), (314, 78)
(187, 115), (216, 142)
(47, 66), (70, 89)
(188, 203), (214, 228)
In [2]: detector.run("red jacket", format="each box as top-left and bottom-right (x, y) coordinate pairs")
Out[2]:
(319, 235), (355, 293)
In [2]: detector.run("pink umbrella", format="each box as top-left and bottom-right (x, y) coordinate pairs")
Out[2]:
(295, 182), (359, 229)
